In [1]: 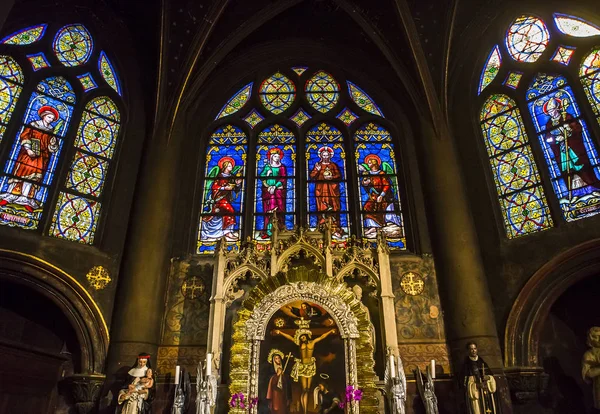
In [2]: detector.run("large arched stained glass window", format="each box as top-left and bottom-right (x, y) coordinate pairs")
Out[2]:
(197, 68), (408, 252)
(480, 95), (552, 237)
(354, 123), (405, 249)
(254, 124), (296, 243)
(0, 22), (125, 242)
(477, 12), (600, 235)
(0, 56), (24, 144)
(49, 97), (121, 243)
(527, 73), (600, 221)
(306, 122), (349, 242)
(197, 125), (247, 254)
(0, 76), (75, 229)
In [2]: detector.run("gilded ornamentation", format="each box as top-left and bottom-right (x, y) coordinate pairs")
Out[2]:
(86, 265), (111, 290)
(400, 272), (424, 296)
(181, 276), (206, 299)
(228, 266), (380, 413)
(246, 281), (359, 340)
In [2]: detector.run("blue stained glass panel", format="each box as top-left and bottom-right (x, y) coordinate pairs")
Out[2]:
(527, 73), (600, 221)
(198, 125), (247, 254)
(254, 124), (296, 242)
(0, 77), (76, 230)
(355, 123), (405, 249)
(305, 123), (349, 242)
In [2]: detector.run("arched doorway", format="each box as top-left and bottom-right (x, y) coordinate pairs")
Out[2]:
(0, 281), (79, 413)
(0, 250), (110, 413)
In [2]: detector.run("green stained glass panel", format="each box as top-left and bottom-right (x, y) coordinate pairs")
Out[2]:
(66, 151), (108, 197)
(216, 82), (252, 119)
(290, 108), (311, 127)
(479, 46), (502, 94)
(305, 71), (339, 113)
(336, 108), (358, 126)
(1, 24), (47, 45)
(480, 94), (553, 237)
(243, 108), (264, 128)
(50, 192), (100, 244)
(53, 24), (93, 67)
(98, 51), (122, 96)
(0, 55), (23, 143)
(75, 105), (121, 158)
(259, 72), (296, 115)
(347, 81), (384, 117)
(26, 52), (50, 72)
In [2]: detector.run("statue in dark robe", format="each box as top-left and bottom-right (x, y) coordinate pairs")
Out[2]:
(462, 342), (499, 414)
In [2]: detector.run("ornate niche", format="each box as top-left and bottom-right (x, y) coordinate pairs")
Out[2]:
(206, 225), (402, 414)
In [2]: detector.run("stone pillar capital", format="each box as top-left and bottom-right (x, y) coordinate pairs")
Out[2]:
(64, 373), (106, 414)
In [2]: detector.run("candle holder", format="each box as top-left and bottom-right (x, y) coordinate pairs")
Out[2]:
(196, 359), (217, 414)
(385, 352), (407, 414)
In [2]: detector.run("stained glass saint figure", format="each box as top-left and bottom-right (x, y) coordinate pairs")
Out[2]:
(200, 156), (243, 242)
(0, 105), (61, 211)
(258, 147), (287, 239)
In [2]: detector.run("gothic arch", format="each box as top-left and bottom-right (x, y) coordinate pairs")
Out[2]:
(0, 249), (109, 374)
(505, 239), (600, 367)
(228, 266), (379, 413)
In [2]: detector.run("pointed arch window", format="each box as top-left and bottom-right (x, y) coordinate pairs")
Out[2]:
(197, 68), (408, 253)
(0, 23), (125, 242)
(477, 12), (600, 237)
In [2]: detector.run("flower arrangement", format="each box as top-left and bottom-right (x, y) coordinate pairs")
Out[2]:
(229, 392), (258, 411)
(338, 385), (363, 409)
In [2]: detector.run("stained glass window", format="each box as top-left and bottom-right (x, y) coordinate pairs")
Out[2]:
(292, 67), (307, 76)
(290, 108), (311, 127)
(306, 123), (349, 242)
(216, 82), (252, 119)
(479, 46), (502, 95)
(49, 97), (121, 243)
(551, 46), (575, 66)
(77, 73), (98, 92)
(527, 73), (600, 221)
(337, 108), (358, 126)
(354, 123), (405, 249)
(254, 124), (296, 244)
(198, 125), (247, 254)
(98, 51), (122, 96)
(305, 71), (340, 113)
(480, 95), (553, 237)
(554, 13), (600, 37)
(53, 24), (93, 67)
(1, 24), (47, 45)
(347, 81), (384, 117)
(503, 71), (523, 89)
(0, 76), (76, 230)
(26, 52), (50, 72)
(0, 56), (24, 145)
(580, 48), (600, 119)
(259, 73), (296, 115)
(243, 109), (264, 129)
(505, 16), (550, 63)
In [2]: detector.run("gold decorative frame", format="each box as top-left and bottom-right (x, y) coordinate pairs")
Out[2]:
(228, 266), (379, 413)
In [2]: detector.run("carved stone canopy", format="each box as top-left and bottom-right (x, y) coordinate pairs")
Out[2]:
(245, 280), (360, 340)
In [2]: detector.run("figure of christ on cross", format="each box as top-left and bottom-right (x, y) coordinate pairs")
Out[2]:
(273, 327), (337, 414)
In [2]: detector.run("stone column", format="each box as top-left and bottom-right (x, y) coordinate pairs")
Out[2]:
(106, 132), (183, 376)
(65, 374), (106, 414)
(416, 119), (505, 370)
(376, 238), (399, 355)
